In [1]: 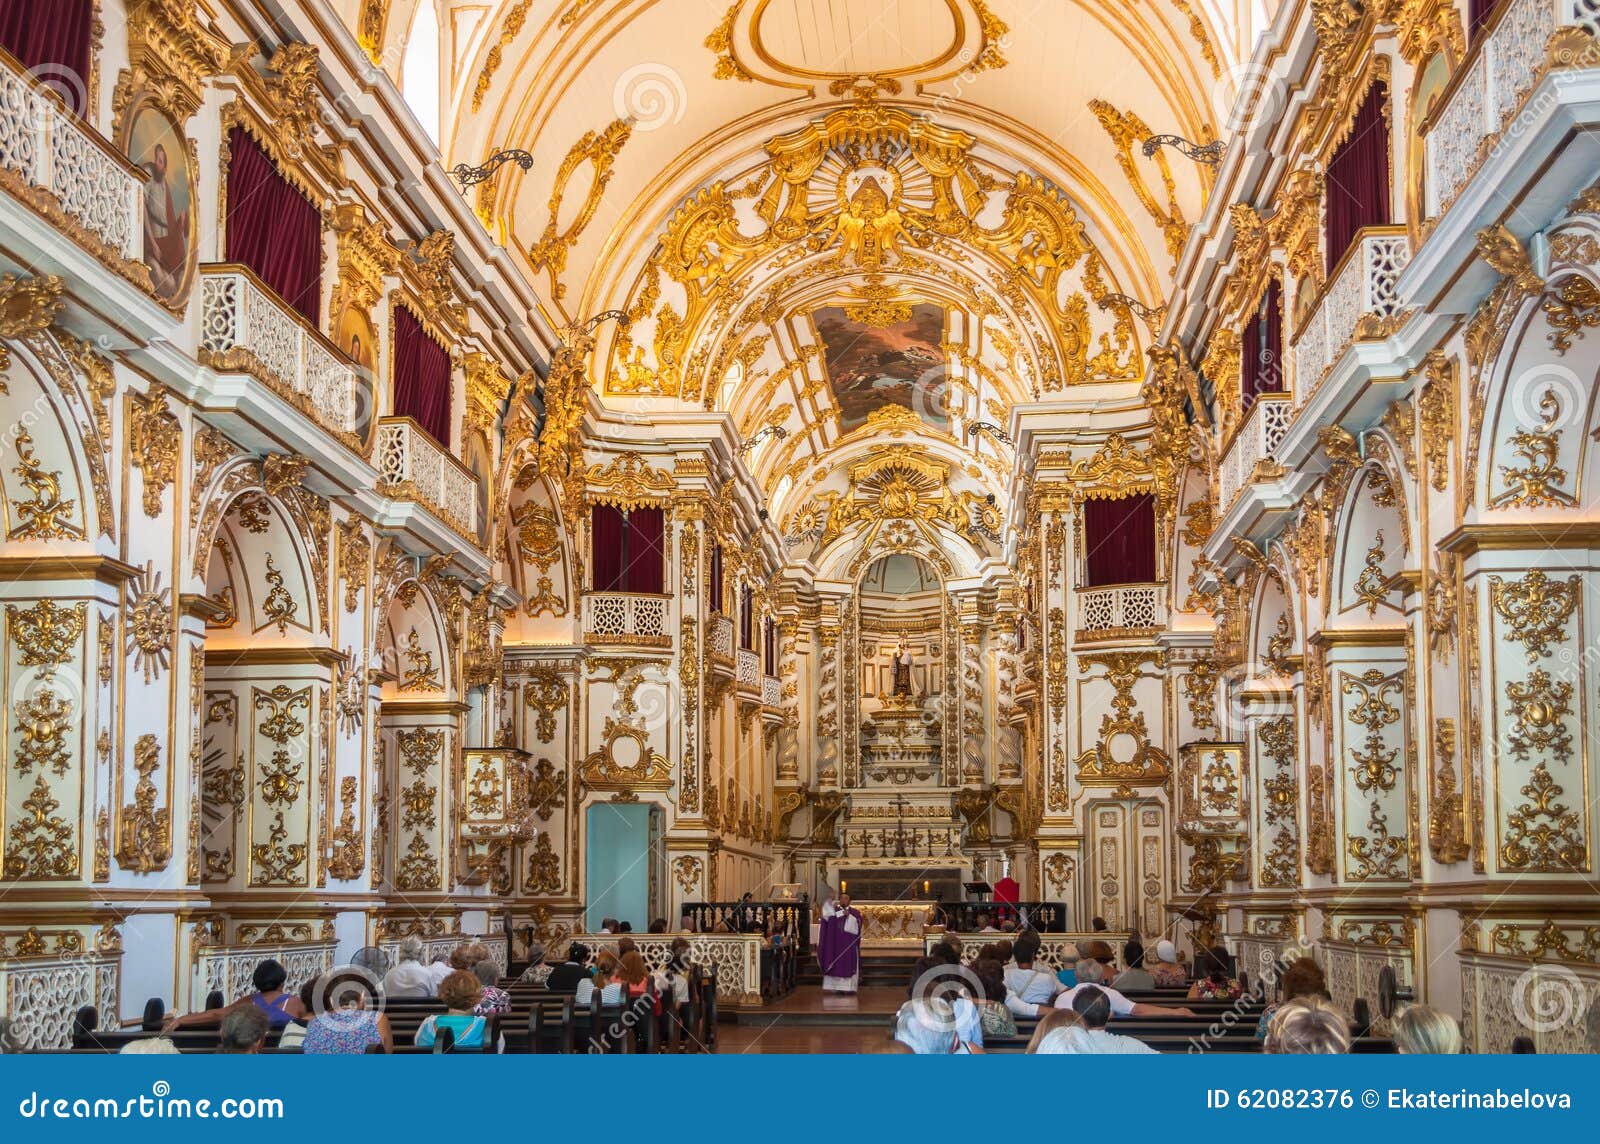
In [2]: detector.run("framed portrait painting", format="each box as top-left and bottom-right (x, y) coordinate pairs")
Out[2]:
(120, 92), (198, 308)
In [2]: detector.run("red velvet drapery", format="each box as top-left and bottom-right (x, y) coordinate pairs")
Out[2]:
(224, 127), (322, 324)
(0, 0), (93, 114)
(391, 306), (452, 447)
(1083, 493), (1157, 586)
(740, 585), (754, 649)
(590, 504), (664, 593)
(592, 504), (626, 591)
(709, 541), (724, 613)
(1240, 279), (1284, 413)
(624, 506), (664, 594)
(1324, 83), (1392, 276)
(1468, 0), (1500, 39)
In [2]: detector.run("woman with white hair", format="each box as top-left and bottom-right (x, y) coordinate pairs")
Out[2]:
(892, 998), (983, 1054)
(1147, 939), (1188, 986)
(1394, 1004), (1462, 1054)
(382, 935), (434, 998)
(1264, 997), (1350, 1054)
(119, 1036), (181, 1054)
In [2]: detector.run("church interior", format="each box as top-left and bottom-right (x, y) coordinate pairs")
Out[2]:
(0, 0), (1597, 1056)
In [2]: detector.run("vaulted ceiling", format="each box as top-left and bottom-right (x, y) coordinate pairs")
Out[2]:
(413, 0), (1237, 533)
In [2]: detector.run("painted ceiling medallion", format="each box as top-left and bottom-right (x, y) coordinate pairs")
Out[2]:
(708, 0), (1007, 89)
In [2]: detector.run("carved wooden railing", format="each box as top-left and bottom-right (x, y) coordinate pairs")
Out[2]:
(1217, 392), (1292, 509)
(1076, 582), (1165, 637)
(190, 939), (336, 1013)
(924, 931), (1119, 969)
(582, 591), (672, 647)
(556, 933), (763, 1006)
(200, 264), (366, 438)
(0, 50), (141, 262)
(934, 901), (1072, 933)
(736, 648), (761, 696)
(762, 674), (782, 707)
(374, 416), (480, 538)
(1425, 0), (1600, 214)
(683, 901), (812, 952)
(0, 948), (119, 1050)
(1291, 227), (1410, 393)
(375, 932), (507, 977)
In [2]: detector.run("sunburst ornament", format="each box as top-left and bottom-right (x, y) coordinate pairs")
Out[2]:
(843, 275), (914, 328)
(124, 561), (172, 683)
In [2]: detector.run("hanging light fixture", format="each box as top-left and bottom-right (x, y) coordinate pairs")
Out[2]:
(1141, 135), (1225, 165)
(448, 148), (535, 187)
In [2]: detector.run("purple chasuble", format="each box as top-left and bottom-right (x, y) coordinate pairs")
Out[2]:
(818, 906), (862, 978)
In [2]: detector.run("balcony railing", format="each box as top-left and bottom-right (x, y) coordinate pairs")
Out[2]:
(1292, 228), (1410, 392)
(1076, 582), (1167, 636)
(0, 51), (141, 264)
(1425, 0), (1599, 214)
(708, 613), (734, 659)
(201, 265), (366, 439)
(736, 648), (761, 695)
(1217, 392), (1293, 509)
(374, 417), (480, 538)
(763, 674), (782, 708)
(582, 591), (671, 647)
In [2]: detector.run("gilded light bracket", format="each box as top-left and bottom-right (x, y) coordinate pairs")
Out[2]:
(739, 424), (789, 455)
(965, 421), (1014, 447)
(1142, 135), (1225, 165)
(449, 148), (534, 187)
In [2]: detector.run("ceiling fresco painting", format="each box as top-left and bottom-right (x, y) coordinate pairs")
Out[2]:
(813, 302), (949, 432)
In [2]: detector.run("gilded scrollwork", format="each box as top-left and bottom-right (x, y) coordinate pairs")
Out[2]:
(1488, 570), (1578, 663)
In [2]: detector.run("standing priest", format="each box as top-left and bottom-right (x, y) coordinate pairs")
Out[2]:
(818, 893), (863, 993)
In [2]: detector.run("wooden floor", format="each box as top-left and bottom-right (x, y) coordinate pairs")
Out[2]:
(719, 986), (904, 1054)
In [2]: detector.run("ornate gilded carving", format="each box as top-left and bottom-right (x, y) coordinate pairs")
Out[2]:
(124, 561), (172, 682)
(1494, 388), (1575, 508)
(527, 120), (633, 302)
(1343, 669), (1401, 793)
(394, 833), (440, 891)
(1089, 100), (1189, 265)
(1500, 764), (1587, 872)
(1352, 531), (1388, 615)
(6, 600), (86, 670)
(524, 666), (569, 743)
(0, 272), (63, 371)
(8, 430), (84, 540)
(4, 777), (75, 879)
(1488, 570), (1579, 662)
(127, 389), (182, 517)
(1428, 717), (1470, 864)
(1074, 652), (1169, 783)
(1505, 669), (1574, 762)
(116, 733), (171, 873)
(1417, 352), (1455, 491)
(328, 775), (364, 881)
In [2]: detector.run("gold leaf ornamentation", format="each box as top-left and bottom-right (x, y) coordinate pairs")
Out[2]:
(1488, 569), (1579, 662)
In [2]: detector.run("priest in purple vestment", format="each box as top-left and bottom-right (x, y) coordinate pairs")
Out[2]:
(818, 893), (863, 993)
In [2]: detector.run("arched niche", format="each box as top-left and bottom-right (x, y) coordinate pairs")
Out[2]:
(203, 492), (322, 643)
(1329, 462), (1409, 629)
(1474, 246), (1600, 518)
(1247, 556), (1301, 685)
(0, 334), (110, 550)
(502, 464), (577, 644)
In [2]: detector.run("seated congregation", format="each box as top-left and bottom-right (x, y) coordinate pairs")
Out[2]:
(61, 936), (716, 1056)
(891, 931), (1470, 1056)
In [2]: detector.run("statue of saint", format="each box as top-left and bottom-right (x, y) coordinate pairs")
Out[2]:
(892, 636), (914, 697)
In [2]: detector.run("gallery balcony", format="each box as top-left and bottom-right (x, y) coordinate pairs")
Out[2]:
(0, 50), (148, 309)
(1216, 393), (1293, 512)
(1075, 582), (1167, 642)
(708, 613), (736, 679)
(373, 416), (482, 547)
(736, 648), (761, 701)
(1290, 227), (1411, 397)
(199, 264), (370, 450)
(582, 591), (672, 649)
(1403, 0), (1600, 314)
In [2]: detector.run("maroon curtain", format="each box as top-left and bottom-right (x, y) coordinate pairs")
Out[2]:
(1324, 83), (1392, 276)
(1468, 0), (1500, 39)
(764, 619), (777, 673)
(392, 306), (452, 446)
(709, 542), (724, 613)
(592, 504), (626, 591)
(740, 585), (754, 649)
(1084, 494), (1157, 586)
(624, 507), (664, 594)
(1241, 279), (1284, 412)
(0, 0), (92, 115)
(224, 128), (322, 324)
